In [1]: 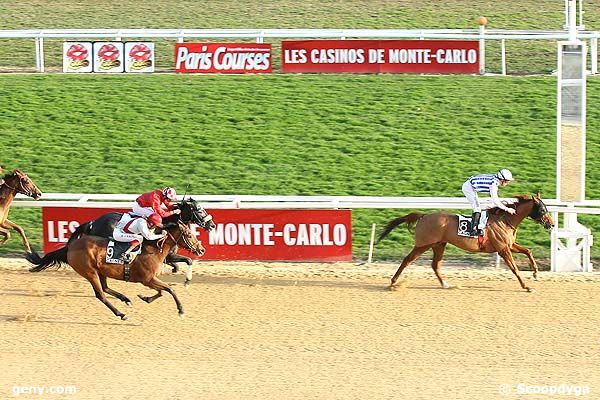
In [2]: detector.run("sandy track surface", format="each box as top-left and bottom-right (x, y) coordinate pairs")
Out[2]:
(1, 257), (599, 400)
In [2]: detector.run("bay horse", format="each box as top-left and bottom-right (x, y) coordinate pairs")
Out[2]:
(27, 221), (205, 320)
(0, 169), (42, 254)
(377, 194), (554, 292)
(67, 197), (215, 285)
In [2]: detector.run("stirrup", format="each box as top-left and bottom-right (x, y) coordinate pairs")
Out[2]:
(123, 253), (134, 264)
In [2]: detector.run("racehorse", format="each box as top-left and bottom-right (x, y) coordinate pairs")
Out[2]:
(67, 197), (215, 285)
(28, 221), (205, 320)
(377, 194), (554, 292)
(0, 169), (42, 254)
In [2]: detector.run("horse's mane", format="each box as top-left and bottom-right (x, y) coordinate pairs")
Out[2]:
(487, 194), (532, 215)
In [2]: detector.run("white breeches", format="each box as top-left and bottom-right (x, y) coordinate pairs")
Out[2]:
(132, 202), (154, 217)
(462, 181), (481, 213)
(113, 229), (143, 244)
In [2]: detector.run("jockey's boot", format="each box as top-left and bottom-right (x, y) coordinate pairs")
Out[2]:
(470, 212), (481, 236)
(122, 240), (140, 264)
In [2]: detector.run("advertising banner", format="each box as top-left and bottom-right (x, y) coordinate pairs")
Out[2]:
(93, 42), (125, 73)
(175, 43), (272, 73)
(42, 208), (352, 261)
(124, 42), (155, 72)
(281, 40), (479, 74)
(63, 42), (93, 73)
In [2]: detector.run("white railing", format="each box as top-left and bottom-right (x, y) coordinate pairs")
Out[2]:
(0, 28), (598, 75)
(12, 192), (600, 214)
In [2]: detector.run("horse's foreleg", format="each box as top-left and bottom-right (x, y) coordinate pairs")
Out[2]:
(1, 219), (32, 253)
(0, 227), (10, 246)
(144, 277), (184, 317)
(431, 243), (449, 288)
(184, 264), (193, 287)
(99, 275), (132, 306)
(87, 273), (128, 320)
(390, 245), (428, 288)
(510, 243), (539, 280)
(498, 248), (531, 292)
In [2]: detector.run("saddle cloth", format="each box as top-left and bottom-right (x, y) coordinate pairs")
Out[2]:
(105, 240), (140, 264)
(457, 211), (489, 237)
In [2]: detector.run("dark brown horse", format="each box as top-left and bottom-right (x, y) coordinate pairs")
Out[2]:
(0, 169), (42, 254)
(27, 221), (205, 320)
(377, 194), (554, 292)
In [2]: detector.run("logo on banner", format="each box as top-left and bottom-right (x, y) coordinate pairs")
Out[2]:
(63, 42), (93, 73)
(175, 43), (272, 73)
(125, 42), (154, 72)
(93, 42), (124, 73)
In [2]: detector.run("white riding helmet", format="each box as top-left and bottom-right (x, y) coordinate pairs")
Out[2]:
(497, 168), (514, 181)
(163, 187), (177, 201)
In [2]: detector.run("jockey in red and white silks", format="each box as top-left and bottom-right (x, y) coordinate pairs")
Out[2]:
(113, 213), (167, 262)
(132, 187), (180, 218)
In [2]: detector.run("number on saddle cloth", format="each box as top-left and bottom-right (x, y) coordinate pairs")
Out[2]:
(106, 240), (141, 264)
(457, 211), (489, 237)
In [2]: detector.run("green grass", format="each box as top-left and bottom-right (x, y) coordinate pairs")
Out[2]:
(1, 73), (600, 267)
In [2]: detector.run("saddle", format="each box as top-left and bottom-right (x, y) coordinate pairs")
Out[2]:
(457, 211), (489, 238)
(105, 240), (141, 264)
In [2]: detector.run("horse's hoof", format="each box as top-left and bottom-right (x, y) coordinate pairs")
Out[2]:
(120, 315), (128, 321)
(137, 294), (148, 303)
(441, 281), (451, 289)
(125, 301), (133, 307)
(184, 279), (191, 287)
(172, 267), (179, 273)
(526, 287), (534, 293)
(533, 274), (539, 281)
(178, 312), (185, 319)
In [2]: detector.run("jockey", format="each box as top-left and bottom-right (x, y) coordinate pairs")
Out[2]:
(113, 212), (167, 263)
(132, 187), (181, 219)
(462, 168), (516, 236)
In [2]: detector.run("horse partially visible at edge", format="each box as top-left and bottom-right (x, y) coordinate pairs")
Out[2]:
(28, 221), (205, 320)
(377, 194), (554, 292)
(0, 169), (42, 254)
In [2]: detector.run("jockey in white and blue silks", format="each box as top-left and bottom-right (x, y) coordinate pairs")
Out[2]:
(462, 168), (516, 236)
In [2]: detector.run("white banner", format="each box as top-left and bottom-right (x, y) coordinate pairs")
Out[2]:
(124, 42), (155, 73)
(93, 42), (125, 73)
(63, 42), (93, 73)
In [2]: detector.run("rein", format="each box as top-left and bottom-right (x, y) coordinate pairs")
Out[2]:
(164, 226), (199, 254)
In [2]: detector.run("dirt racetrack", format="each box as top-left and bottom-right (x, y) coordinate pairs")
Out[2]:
(1, 257), (599, 400)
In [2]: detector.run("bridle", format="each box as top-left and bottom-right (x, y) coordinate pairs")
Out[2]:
(162, 222), (204, 256)
(2, 173), (37, 197)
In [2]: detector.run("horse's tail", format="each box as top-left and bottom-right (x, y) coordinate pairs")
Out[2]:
(377, 213), (426, 243)
(27, 246), (69, 272)
(67, 222), (91, 245)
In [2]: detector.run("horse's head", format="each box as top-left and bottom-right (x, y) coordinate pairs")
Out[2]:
(3, 169), (42, 199)
(164, 221), (206, 257)
(177, 198), (216, 232)
(529, 193), (554, 230)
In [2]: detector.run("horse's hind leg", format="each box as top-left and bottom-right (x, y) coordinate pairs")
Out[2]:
(143, 277), (184, 317)
(138, 291), (162, 304)
(99, 275), (132, 306)
(390, 245), (429, 288)
(431, 243), (450, 288)
(86, 273), (128, 320)
(0, 228), (10, 246)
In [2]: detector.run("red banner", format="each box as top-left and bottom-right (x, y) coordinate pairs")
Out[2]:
(175, 43), (272, 73)
(281, 40), (479, 74)
(42, 208), (352, 261)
